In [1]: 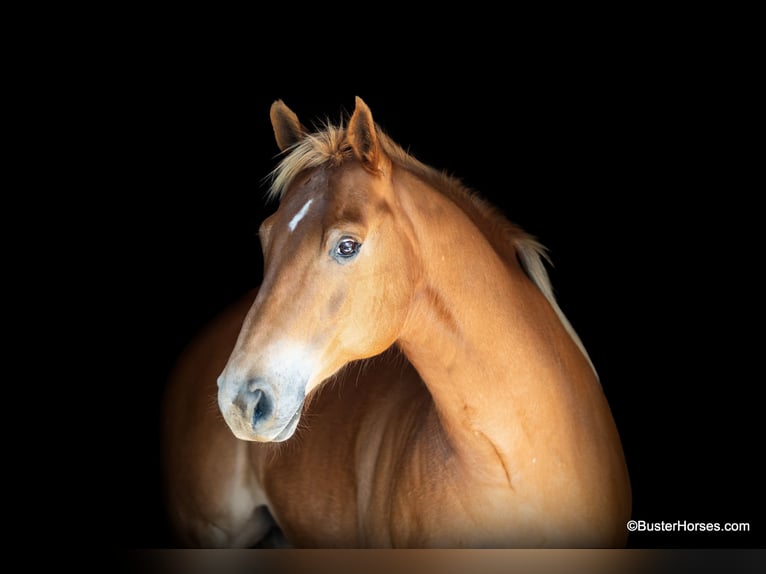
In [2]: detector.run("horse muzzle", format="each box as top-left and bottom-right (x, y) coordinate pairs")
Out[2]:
(217, 375), (305, 442)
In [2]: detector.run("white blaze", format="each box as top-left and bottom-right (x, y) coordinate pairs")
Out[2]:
(288, 198), (313, 232)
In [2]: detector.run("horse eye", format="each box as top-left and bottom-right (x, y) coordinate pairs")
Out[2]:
(335, 238), (361, 259)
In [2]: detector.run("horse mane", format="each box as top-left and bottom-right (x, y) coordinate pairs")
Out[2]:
(267, 119), (597, 377)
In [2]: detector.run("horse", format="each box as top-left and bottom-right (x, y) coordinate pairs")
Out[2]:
(162, 97), (631, 548)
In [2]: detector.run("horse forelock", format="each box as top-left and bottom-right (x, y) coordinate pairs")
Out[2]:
(267, 122), (352, 203)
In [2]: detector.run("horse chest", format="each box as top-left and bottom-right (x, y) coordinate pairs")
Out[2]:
(261, 407), (499, 547)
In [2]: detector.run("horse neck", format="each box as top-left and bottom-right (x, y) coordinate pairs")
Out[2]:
(394, 170), (600, 482)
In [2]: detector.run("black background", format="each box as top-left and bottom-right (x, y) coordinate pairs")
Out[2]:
(58, 29), (761, 550)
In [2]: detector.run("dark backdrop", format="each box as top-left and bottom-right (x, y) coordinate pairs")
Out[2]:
(85, 48), (760, 550)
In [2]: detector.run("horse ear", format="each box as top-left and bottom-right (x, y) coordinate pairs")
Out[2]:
(270, 100), (307, 151)
(348, 96), (381, 171)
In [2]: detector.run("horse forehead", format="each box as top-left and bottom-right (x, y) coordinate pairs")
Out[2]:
(331, 161), (385, 193)
(280, 166), (357, 211)
(291, 166), (371, 205)
(278, 172), (325, 225)
(284, 169), (328, 203)
(326, 164), (391, 212)
(278, 164), (387, 234)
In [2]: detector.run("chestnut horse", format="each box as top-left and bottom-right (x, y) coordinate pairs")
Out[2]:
(163, 97), (631, 548)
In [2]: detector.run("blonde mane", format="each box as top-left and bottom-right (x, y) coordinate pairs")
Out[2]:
(268, 120), (597, 377)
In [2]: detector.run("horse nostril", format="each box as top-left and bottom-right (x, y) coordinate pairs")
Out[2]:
(252, 388), (267, 423)
(248, 384), (273, 430)
(233, 379), (273, 430)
